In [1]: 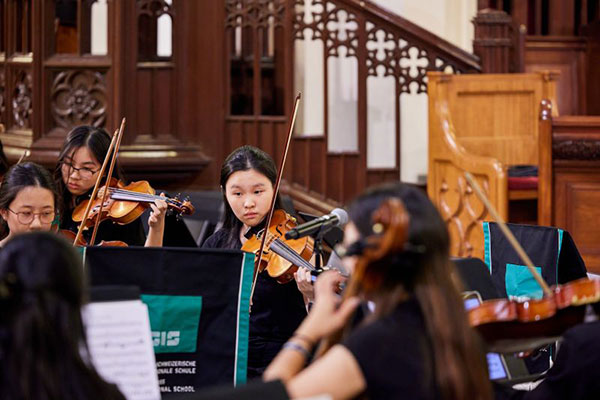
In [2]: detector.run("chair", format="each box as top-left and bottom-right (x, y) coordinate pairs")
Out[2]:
(482, 222), (587, 299)
(427, 71), (559, 259)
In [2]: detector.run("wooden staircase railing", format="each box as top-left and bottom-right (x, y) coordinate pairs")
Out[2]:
(223, 0), (481, 207)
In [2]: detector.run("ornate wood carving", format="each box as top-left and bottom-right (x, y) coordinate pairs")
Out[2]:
(51, 70), (107, 129)
(553, 140), (600, 161)
(365, 21), (472, 95)
(292, 0), (325, 40)
(438, 170), (488, 257)
(137, 0), (174, 17)
(226, 0), (285, 29)
(293, 1), (358, 57)
(12, 69), (33, 130)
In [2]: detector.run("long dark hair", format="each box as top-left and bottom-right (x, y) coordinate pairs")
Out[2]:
(346, 183), (492, 400)
(0, 162), (60, 239)
(219, 145), (281, 248)
(0, 232), (125, 400)
(54, 126), (123, 210)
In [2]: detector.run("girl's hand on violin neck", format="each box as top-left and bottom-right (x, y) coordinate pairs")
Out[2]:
(145, 194), (167, 247)
(295, 271), (359, 342)
(295, 268), (315, 302)
(148, 194), (167, 228)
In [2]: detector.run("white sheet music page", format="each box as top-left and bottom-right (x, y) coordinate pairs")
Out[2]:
(83, 300), (161, 400)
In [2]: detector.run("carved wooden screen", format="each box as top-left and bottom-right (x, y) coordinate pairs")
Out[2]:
(225, 0), (286, 116)
(223, 0), (480, 204)
(0, 0), (33, 157)
(0, 0), (209, 186)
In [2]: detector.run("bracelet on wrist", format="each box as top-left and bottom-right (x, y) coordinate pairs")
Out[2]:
(282, 341), (312, 360)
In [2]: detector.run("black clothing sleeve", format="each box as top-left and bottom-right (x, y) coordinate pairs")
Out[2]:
(202, 229), (234, 249)
(342, 300), (440, 400)
(61, 213), (146, 246)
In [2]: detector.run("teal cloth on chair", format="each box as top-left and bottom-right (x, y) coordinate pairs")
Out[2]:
(505, 263), (543, 299)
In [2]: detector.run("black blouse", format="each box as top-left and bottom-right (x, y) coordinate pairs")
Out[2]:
(202, 228), (307, 341)
(342, 299), (441, 400)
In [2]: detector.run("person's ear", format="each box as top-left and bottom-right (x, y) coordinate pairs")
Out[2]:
(0, 209), (8, 221)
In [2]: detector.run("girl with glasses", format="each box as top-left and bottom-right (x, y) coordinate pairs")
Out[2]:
(0, 162), (59, 246)
(55, 126), (167, 247)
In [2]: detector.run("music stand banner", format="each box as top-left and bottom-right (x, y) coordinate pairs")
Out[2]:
(84, 247), (254, 396)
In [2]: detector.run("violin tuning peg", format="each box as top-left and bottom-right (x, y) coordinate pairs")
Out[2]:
(184, 196), (190, 202)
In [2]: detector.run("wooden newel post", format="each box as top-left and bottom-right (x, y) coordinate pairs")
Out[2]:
(472, 8), (515, 73)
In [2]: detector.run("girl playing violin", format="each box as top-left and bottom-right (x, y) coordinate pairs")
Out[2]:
(0, 162), (59, 246)
(202, 145), (314, 379)
(264, 183), (492, 400)
(54, 126), (167, 246)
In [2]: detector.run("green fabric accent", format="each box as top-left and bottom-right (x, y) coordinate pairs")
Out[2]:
(234, 252), (254, 386)
(483, 222), (492, 272)
(557, 229), (564, 284)
(505, 263), (544, 299)
(141, 294), (202, 354)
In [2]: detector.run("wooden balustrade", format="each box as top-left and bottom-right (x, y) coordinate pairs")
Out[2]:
(222, 0), (480, 205)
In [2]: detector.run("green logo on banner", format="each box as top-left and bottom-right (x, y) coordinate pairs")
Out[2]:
(141, 294), (202, 354)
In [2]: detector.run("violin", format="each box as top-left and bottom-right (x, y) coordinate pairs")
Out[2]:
(464, 172), (600, 352)
(58, 228), (128, 247)
(72, 177), (194, 230)
(242, 210), (315, 284)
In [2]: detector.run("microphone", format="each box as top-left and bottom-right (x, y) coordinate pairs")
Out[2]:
(285, 208), (348, 240)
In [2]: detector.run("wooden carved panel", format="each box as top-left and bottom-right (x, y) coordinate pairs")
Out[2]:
(365, 23), (465, 95)
(138, 0), (174, 17)
(226, 0), (284, 29)
(553, 140), (600, 160)
(11, 69), (32, 130)
(433, 160), (488, 259)
(292, 1), (357, 57)
(51, 70), (107, 129)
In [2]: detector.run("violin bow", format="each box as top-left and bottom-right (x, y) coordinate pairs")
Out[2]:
(16, 149), (30, 164)
(248, 93), (302, 306)
(72, 123), (121, 246)
(89, 118), (126, 246)
(464, 172), (552, 297)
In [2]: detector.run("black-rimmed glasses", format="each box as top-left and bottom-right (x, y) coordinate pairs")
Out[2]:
(62, 161), (99, 180)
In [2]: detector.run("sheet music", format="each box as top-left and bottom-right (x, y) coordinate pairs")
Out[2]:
(83, 300), (161, 400)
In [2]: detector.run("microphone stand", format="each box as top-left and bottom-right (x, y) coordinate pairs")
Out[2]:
(312, 225), (326, 275)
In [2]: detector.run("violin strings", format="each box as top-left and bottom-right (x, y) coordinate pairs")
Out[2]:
(261, 229), (315, 271)
(107, 188), (182, 205)
(270, 238), (315, 272)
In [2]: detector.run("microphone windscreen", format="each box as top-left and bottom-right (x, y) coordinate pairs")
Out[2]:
(331, 208), (349, 227)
